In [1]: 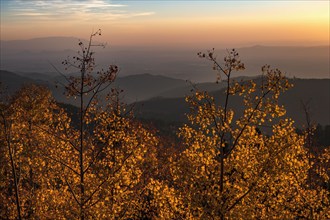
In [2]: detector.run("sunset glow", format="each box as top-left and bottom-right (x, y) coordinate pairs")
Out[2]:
(1, 0), (329, 48)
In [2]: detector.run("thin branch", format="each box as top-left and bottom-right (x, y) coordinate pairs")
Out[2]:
(227, 182), (256, 212)
(83, 143), (106, 174)
(1, 112), (22, 220)
(42, 154), (79, 176)
(226, 135), (295, 213)
(36, 124), (79, 152)
(84, 143), (139, 207)
(62, 167), (81, 206)
(226, 77), (280, 157)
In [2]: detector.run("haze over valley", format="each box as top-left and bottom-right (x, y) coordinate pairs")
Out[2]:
(1, 37), (329, 83)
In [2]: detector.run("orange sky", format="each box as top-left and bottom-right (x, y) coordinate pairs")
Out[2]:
(1, 1), (329, 48)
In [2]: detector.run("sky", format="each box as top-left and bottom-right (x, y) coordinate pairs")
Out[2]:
(0, 0), (329, 48)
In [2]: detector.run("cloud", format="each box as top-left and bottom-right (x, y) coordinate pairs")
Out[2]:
(7, 0), (155, 22)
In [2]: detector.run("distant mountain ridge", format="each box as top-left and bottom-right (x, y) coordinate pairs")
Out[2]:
(1, 37), (329, 81)
(0, 70), (223, 103)
(1, 70), (329, 128)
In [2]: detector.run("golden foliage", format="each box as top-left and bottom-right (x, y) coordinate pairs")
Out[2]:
(1, 48), (329, 219)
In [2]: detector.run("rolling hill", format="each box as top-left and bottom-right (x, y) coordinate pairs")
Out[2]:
(1, 70), (329, 128)
(133, 77), (330, 128)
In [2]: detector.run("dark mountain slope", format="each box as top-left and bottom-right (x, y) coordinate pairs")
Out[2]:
(112, 73), (187, 103)
(1, 70), (329, 127)
(0, 70), (48, 94)
(134, 78), (330, 127)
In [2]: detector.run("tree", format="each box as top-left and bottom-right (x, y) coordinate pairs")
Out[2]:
(59, 29), (118, 220)
(170, 49), (324, 219)
(0, 85), (22, 220)
(299, 101), (330, 219)
(50, 29), (159, 219)
(0, 84), (69, 219)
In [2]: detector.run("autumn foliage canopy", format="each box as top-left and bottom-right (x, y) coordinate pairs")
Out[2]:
(1, 32), (329, 219)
